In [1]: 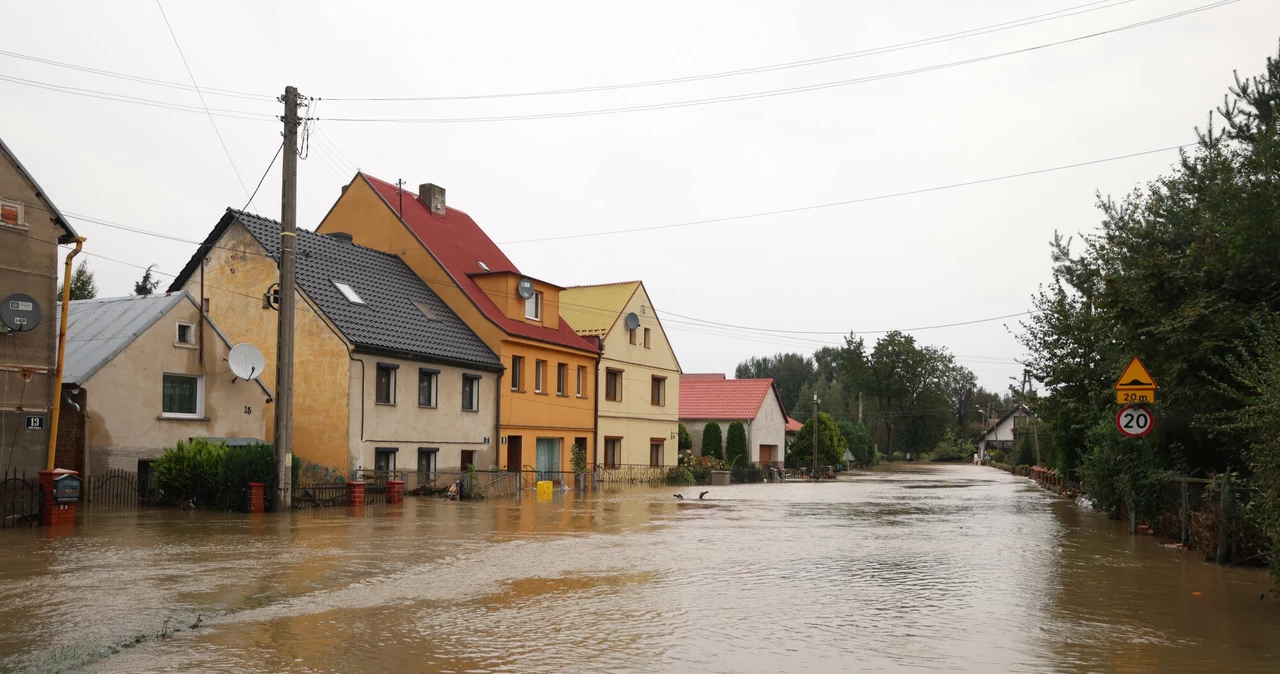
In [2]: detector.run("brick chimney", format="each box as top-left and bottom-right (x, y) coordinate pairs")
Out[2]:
(419, 183), (445, 216)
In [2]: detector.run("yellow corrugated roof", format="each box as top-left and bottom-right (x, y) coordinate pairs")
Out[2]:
(560, 281), (641, 336)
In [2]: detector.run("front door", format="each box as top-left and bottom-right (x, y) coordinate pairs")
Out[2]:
(760, 445), (775, 466)
(418, 448), (437, 487)
(535, 438), (561, 481)
(507, 435), (523, 471)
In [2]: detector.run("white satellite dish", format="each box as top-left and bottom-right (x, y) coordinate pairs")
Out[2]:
(228, 343), (266, 381)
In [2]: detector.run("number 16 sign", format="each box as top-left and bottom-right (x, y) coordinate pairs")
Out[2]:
(1115, 405), (1154, 438)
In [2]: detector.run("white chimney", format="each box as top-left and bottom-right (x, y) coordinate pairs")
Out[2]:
(419, 183), (445, 216)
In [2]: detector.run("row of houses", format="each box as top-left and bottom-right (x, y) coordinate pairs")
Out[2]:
(2, 143), (796, 483)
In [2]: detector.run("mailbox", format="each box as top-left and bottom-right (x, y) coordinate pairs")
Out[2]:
(53, 474), (82, 503)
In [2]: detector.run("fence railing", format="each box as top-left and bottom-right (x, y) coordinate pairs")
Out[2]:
(88, 468), (139, 507)
(1, 469), (41, 530)
(594, 464), (667, 484)
(293, 479), (349, 508)
(481, 472), (521, 501)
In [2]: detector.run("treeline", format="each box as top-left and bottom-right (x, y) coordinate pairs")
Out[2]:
(736, 332), (1015, 461)
(1019, 46), (1280, 580)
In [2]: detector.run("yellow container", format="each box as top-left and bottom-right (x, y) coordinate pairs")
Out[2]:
(536, 480), (554, 501)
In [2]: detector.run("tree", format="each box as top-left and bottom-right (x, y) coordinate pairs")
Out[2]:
(135, 264), (161, 296)
(725, 422), (748, 467)
(837, 420), (875, 467)
(786, 412), (845, 469)
(735, 352), (815, 414)
(57, 260), (97, 300)
(677, 423), (692, 452)
(701, 421), (723, 460)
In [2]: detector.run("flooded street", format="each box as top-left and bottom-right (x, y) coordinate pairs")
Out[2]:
(1, 464), (1276, 673)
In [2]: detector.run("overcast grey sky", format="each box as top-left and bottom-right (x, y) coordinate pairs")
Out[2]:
(3, 0), (1277, 391)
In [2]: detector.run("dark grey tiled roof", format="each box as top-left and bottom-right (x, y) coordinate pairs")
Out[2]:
(231, 209), (501, 370)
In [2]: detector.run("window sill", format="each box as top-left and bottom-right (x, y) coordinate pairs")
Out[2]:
(375, 402), (396, 407)
(158, 415), (208, 421)
(173, 342), (198, 350)
(556, 393), (569, 398)
(418, 404), (438, 409)
(461, 408), (479, 413)
(534, 391), (548, 396)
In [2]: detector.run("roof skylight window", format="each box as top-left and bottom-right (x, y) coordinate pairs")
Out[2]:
(333, 281), (365, 304)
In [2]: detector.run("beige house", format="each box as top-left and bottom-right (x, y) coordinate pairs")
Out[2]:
(56, 292), (272, 480)
(559, 281), (681, 468)
(680, 377), (788, 467)
(169, 209), (504, 479)
(0, 136), (81, 474)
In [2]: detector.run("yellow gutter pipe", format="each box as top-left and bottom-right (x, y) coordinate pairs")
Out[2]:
(45, 237), (85, 471)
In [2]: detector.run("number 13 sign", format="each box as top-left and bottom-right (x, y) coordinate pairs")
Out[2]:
(1115, 405), (1154, 438)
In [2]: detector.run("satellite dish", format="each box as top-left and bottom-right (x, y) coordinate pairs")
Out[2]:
(517, 277), (536, 300)
(228, 343), (266, 381)
(625, 312), (640, 330)
(1, 293), (42, 332)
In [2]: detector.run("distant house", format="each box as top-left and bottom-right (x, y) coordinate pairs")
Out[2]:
(560, 281), (682, 469)
(784, 416), (803, 442)
(976, 404), (1032, 455)
(680, 377), (787, 467)
(0, 136), (81, 473)
(169, 209), (504, 479)
(55, 293), (271, 480)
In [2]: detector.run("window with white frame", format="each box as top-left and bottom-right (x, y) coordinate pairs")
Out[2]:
(0, 200), (24, 228)
(577, 365), (586, 398)
(376, 363), (397, 405)
(462, 374), (481, 411)
(418, 368), (438, 407)
(161, 374), (203, 418)
(176, 321), (195, 345)
(525, 291), (541, 320)
(534, 360), (546, 393)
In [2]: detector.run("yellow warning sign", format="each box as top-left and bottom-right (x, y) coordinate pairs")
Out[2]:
(1115, 357), (1156, 404)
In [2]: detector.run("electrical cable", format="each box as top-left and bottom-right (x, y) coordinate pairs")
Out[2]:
(316, 1), (1238, 123)
(322, 0), (1137, 102)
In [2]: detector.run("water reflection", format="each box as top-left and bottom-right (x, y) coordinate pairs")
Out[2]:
(0, 464), (1275, 673)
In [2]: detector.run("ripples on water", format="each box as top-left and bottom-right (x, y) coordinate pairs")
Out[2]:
(0, 464), (1275, 673)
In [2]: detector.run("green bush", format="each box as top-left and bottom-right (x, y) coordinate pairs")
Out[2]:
(785, 412), (846, 468)
(702, 421), (724, 460)
(1015, 431), (1037, 467)
(155, 439), (227, 506)
(217, 443), (275, 510)
(678, 423), (693, 452)
(664, 467), (696, 486)
(930, 432), (974, 462)
(725, 422), (748, 467)
(838, 421), (876, 467)
(990, 450), (1007, 464)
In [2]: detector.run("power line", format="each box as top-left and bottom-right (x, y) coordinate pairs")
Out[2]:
(321, 0), (1135, 102)
(0, 72), (275, 120)
(496, 143), (1190, 245)
(316, 1), (1237, 123)
(155, 0), (253, 203)
(0, 48), (274, 101)
(662, 309), (1035, 336)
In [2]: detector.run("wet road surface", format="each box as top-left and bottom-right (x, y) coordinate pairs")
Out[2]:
(1, 463), (1276, 673)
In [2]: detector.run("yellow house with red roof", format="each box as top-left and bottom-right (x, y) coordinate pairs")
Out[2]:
(560, 281), (681, 470)
(317, 176), (599, 478)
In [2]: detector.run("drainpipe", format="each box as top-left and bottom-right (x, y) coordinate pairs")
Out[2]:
(592, 348), (600, 470)
(199, 256), (205, 367)
(46, 238), (85, 471)
(746, 419), (753, 465)
(494, 369), (503, 470)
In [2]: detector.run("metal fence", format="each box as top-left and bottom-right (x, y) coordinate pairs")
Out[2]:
(1, 469), (41, 530)
(595, 464), (667, 485)
(88, 468), (139, 508)
(293, 479), (348, 508)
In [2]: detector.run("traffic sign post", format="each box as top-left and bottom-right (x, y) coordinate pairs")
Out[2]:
(1114, 356), (1157, 404)
(1115, 405), (1154, 438)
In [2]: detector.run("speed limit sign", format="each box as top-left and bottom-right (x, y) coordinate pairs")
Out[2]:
(1115, 405), (1154, 438)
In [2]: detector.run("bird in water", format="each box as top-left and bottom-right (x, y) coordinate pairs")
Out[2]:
(673, 493), (684, 500)
(699, 491), (710, 500)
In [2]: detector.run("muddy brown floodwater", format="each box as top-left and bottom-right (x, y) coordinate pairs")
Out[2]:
(1, 464), (1276, 673)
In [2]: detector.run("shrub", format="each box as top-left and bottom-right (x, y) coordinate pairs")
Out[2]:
(155, 439), (227, 506)
(702, 421), (724, 460)
(217, 442), (275, 510)
(725, 422), (748, 467)
(838, 421), (876, 467)
(678, 423), (693, 452)
(930, 432), (974, 462)
(665, 467), (696, 486)
(785, 412), (845, 468)
(990, 450), (1007, 464)
(570, 443), (587, 474)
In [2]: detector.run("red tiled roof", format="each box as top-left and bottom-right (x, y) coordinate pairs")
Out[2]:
(682, 373), (726, 380)
(785, 416), (804, 433)
(360, 174), (596, 353)
(680, 378), (782, 421)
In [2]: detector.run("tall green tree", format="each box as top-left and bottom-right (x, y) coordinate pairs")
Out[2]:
(837, 420), (875, 467)
(57, 260), (97, 300)
(735, 352), (815, 414)
(786, 412), (845, 469)
(701, 421), (724, 460)
(135, 264), (161, 296)
(725, 422), (748, 467)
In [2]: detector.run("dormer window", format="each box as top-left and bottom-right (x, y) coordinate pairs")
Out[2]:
(333, 281), (364, 304)
(525, 291), (541, 321)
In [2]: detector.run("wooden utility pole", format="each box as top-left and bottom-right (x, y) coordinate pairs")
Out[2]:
(812, 394), (819, 480)
(273, 85), (301, 512)
(857, 392), (863, 424)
